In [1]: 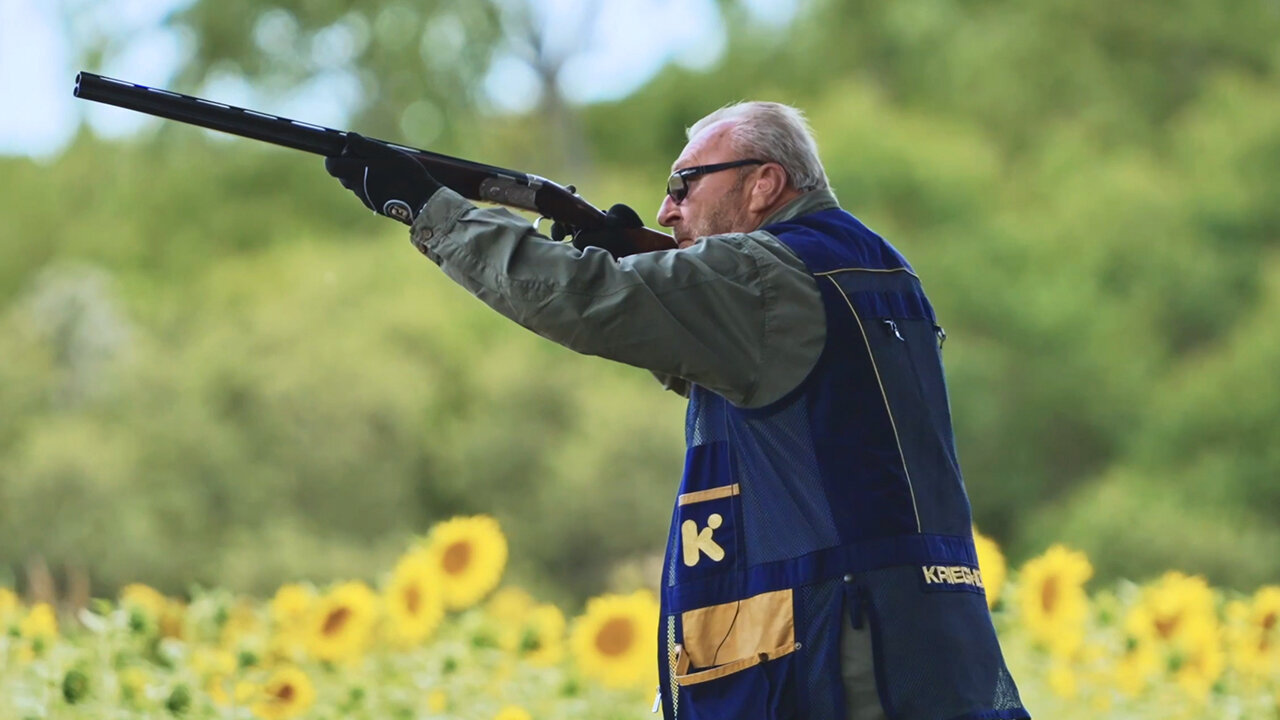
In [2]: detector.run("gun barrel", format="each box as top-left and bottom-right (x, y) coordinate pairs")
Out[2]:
(74, 72), (349, 156)
(72, 72), (521, 178)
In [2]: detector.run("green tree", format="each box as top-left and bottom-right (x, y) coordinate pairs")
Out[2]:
(167, 0), (503, 145)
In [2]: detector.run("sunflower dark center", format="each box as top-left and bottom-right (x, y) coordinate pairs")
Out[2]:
(322, 607), (352, 636)
(1259, 612), (1276, 652)
(443, 542), (472, 576)
(1040, 577), (1059, 614)
(1154, 614), (1180, 639)
(595, 617), (634, 657)
(404, 585), (421, 614)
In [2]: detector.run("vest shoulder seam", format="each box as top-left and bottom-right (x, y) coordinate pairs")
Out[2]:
(814, 267), (919, 279)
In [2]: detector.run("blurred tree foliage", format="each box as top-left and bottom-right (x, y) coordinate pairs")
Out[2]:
(3, 0), (1280, 601)
(0, 155), (682, 601)
(169, 0), (503, 144)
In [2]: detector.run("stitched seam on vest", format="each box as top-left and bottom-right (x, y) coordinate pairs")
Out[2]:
(822, 275), (923, 533)
(814, 267), (919, 279)
(677, 483), (741, 506)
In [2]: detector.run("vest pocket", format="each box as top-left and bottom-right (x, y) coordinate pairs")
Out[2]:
(673, 589), (800, 719)
(672, 482), (742, 581)
(677, 588), (796, 679)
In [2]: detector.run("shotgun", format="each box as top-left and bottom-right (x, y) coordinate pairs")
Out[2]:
(72, 71), (676, 253)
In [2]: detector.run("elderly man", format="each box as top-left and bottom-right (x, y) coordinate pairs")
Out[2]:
(325, 102), (1029, 720)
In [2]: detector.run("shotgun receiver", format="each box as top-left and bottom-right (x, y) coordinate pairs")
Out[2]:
(73, 71), (676, 253)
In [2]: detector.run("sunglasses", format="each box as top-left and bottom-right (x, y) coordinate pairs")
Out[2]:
(666, 159), (766, 204)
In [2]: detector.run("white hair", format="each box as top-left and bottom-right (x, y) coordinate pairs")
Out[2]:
(687, 102), (829, 192)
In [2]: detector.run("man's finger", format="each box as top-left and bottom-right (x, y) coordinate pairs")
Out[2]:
(325, 155), (366, 178)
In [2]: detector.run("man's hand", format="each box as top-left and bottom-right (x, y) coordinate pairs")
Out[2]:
(557, 203), (646, 259)
(324, 133), (442, 225)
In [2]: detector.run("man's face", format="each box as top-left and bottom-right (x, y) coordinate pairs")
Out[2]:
(657, 122), (756, 249)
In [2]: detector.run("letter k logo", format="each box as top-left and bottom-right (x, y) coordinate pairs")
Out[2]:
(681, 514), (726, 567)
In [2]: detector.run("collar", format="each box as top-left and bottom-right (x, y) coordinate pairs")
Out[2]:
(759, 188), (840, 227)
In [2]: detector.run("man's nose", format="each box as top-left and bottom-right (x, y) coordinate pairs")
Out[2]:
(657, 194), (679, 228)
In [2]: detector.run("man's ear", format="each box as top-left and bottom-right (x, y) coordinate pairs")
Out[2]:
(748, 163), (789, 213)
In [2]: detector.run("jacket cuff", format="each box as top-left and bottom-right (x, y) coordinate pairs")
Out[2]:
(409, 187), (472, 258)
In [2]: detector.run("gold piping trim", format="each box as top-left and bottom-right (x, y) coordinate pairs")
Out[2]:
(814, 266), (919, 279)
(824, 276), (923, 533)
(677, 483), (740, 506)
(674, 641), (800, 686)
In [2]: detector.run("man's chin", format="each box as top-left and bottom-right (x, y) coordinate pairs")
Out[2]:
(676, 237), (696, 249)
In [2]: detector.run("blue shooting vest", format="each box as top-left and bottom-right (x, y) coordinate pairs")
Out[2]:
(656, 208), (1028, 720)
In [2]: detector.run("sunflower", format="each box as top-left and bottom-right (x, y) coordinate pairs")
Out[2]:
(1137, 571), (1217, 646)
(221, 599), (264, 651)
(120, 583), (168, 618)
(160, 600), (187, 639)
(426, 689), (448, 713)
(20, 602), (58, 643)
(1124, 572), (1226, 699)
(270, 584), (315, 630)
(267, 584), (314, 661)
(192, 648), (238, 706)
(422, 515), (508, 611)
(210, 679), (258, 709)
(487, 585), (536, 623)
(191, 647), (237, 679)
(1015, 544), (1092, 657)
(120, 583), (184, 636)
(1114, 605), (1161, 697)
(0, 587), (19, 625)
(384, 550), (446, 646)
(1169, 615), (1225, 701)
(569, 589), (659, 690)
(1225, 586), (1280, 678)
(972, 527), (1007, 610)
(250, 666), (316, 720)
(16, 602), (58, 660)
(306, 581), (378, 663)
(509, 603), (567, 666)
(494, 706), (532, 720)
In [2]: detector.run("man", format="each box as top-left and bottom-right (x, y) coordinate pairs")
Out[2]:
(325, 102), (1029, 720)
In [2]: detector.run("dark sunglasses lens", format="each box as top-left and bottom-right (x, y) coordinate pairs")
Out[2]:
(667, 176), (688, 203)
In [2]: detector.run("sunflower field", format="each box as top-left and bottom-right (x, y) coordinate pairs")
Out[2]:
(2, 519), (1278, 719)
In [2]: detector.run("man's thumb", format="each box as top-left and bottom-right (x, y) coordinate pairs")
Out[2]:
(343, 132), (397, 160)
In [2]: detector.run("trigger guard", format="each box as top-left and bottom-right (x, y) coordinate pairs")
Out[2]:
(550, 221), (576, 243)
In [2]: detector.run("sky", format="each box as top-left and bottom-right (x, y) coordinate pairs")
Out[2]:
(0, 0), (797, 159)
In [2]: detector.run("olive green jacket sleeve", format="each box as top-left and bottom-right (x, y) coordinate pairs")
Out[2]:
(409, 189), (836, 409)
